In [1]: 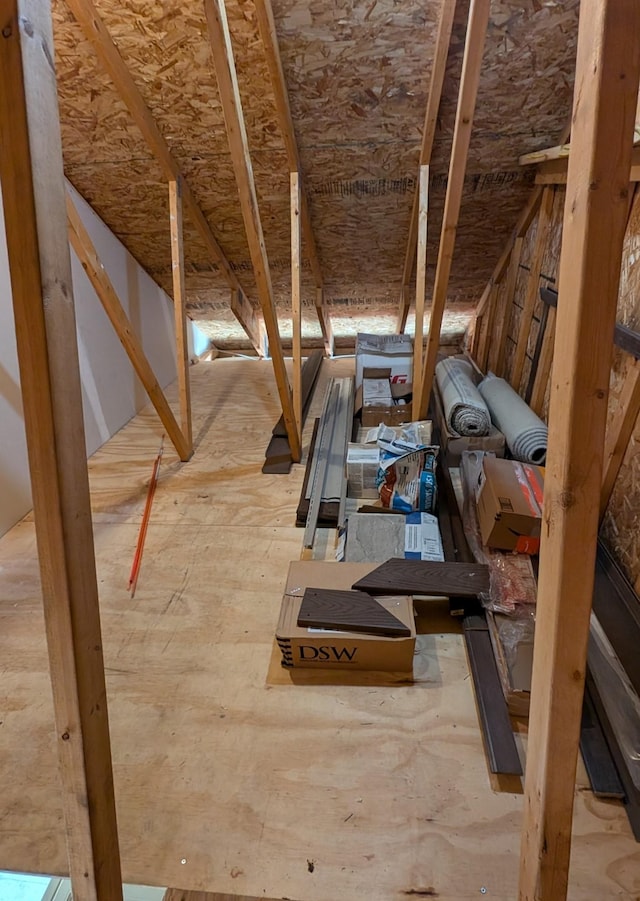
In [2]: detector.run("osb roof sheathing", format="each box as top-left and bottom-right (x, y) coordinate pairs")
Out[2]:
(50, 0), (580, 346)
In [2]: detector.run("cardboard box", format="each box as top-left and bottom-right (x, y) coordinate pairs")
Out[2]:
(357, 377), (413, 427)
(355, 333), (413, 389)
(276, 562), (416, 672)
(434, 383), (505, 462)
(476, 456), (544, 553)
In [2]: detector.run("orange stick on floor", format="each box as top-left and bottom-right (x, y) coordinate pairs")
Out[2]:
(128, 435), (164, 597)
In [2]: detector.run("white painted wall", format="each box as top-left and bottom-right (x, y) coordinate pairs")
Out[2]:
(0, 180), (209, 538)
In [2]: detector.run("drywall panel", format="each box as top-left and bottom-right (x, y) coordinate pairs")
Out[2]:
(0, 181), (209, 537)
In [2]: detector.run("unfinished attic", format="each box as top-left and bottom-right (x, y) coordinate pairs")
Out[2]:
(2, 0), (640, 899)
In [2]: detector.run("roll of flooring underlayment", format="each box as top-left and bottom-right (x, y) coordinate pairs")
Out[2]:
(435, 357), (491, 436)
(478, 373), (548, 464)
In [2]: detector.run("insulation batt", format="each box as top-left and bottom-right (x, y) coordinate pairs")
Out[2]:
(435, 357), (491, 436)
(478, 373), (548, 464)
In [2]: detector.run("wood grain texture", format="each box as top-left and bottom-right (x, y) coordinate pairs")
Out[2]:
(518, 2), (640, 897)
(0, 359), (637, 900)
(0, 3), (122, 898)
(298, 588), (411, 636)
(352, 559), (490, 598)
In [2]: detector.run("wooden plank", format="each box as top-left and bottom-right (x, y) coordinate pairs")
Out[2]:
(298, 589), (412, 637)
(518, 2), (640, 897)
(203, 0), (300, 462)
(510, 186), (555, 392)
(412, 164), (429, 417)
(397, 0), (456, 330)
(351, 559), (490, 598)
(64, 0), (243, 297)
(463, 617), (523, 776)
(169, 178), (193, 455)
(291, 171), (302, 437)
(230, 288), (262, 355)
(0, 3), (123, 899)
(66, 192), (192, 462)
(529, 304), (556, 415)
(536, 143), (640, 185)
(542, 284), (640, 359)
(418, 0), (491, 419)
(0, 358), (637, 900)
(491, 236), (523, 377)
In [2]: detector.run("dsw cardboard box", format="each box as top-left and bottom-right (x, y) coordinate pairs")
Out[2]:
(276, 562), (416, 672)
(476, 456), (545, 554)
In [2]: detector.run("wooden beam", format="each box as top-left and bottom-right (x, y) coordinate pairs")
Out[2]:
(412, 164), (429, 418)
(518, 2), (640, 899)
(315, 287), (334, 357)
(203, 0), (300, 462)
(476, 283), (499, 373)
(529, 304), (557, 415)
(291, 171), (302, 437)
(600, 356), (640, 518)
(537, 143), (640, 185)
(509, 186), (555, 392)
(66, 192), (192, 462)
(252, 0), (333, 352)
(0, 4), (123, 899)
(230, 288), (263, 354)
(63, 0), (264, 351)
(397, 0), (456, 332)
(521, 129), (640, 168)
(169, 178), (193, 454)
(418, 0), (491, 420)
(490, 235), (523, 377)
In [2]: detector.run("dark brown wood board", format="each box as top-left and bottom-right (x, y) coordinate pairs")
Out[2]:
(263, 350), (323, 474)
(352, 559), (490, 598)
(580, 686), (624, 800)
(297, 588), (411, 637)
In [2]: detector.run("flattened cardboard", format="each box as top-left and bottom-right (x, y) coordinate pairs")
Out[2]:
(476, 456), (545, 553)
(276, 562), (415, 672)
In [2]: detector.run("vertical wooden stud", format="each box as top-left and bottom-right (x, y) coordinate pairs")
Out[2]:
(419, 0), (491, 419)
(492, 236), (523, 377)
(510, 187), (555, 392)
(518, 3), (640, 899)
(0, 4), (123, 899)
(291, 171), (302, 438)
(169, 178), (193, 453)
(412, 164), (429, 418)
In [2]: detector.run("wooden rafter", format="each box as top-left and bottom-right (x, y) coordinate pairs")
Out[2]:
(253, 0), (332, 355)
(0, 4), (122, 899)
(418, 0), (491, 420)
(67, 192), (192, 462)
(203, 0), (301, 461)
(518, 2), (640, 898)
(64, 0), (262, 349)
(169, 178), (193, 453)
(397, 0), (456, 333)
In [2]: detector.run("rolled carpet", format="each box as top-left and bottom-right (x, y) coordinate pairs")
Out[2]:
(435, 357), (491, 437)
(478, 373), (548, 464)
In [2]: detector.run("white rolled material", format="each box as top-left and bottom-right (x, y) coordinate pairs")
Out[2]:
(478, 373), (548, 464)
(435, 357), (491, 436)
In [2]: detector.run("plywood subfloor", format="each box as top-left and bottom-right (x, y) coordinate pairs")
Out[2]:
(0, 358), (638, 900)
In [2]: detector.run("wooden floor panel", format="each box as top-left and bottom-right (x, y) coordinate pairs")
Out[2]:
(0, 358), (638, 900)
